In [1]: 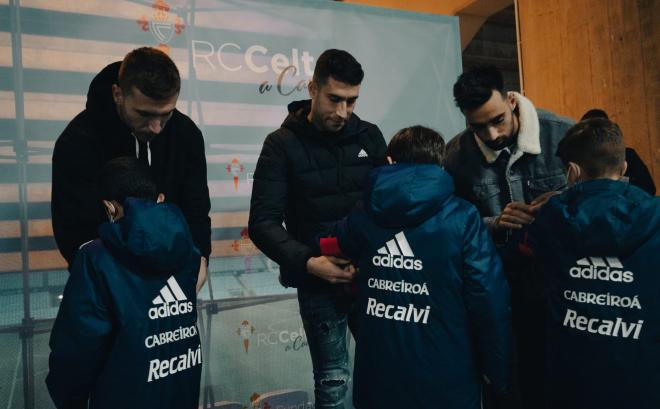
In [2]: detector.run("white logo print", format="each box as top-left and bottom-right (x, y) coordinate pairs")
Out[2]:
(357, 149), (368, 158)
(569, 257), (634, 283)
(372, 232), (423, 271)
(148, 276), (194, 320)
(147, 344), (202, 382)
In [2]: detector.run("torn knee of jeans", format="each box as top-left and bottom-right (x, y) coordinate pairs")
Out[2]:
(320, 376), (347, 387)
(321, 379), (345, 387)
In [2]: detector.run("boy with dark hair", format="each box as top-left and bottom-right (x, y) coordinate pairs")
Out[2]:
(557, 118), (626, 180)
(580, 108), (656, 195)
(318, 126), (511, 409)
(47, 157), (202, 409)
(519, 118), (660, 409)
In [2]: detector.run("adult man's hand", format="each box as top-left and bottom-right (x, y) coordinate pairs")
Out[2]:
(495, 201), (536, 230)
(306, 256), (356, 284)
(196, 256), (208, 294)
(530, 190), (561, 212)
(495, 191), (561, 230)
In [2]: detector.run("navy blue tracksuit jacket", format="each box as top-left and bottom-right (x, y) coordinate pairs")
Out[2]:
(323, 164), (511, 409)
(47, 198), (202, 409)
(524, 179), (660, 409)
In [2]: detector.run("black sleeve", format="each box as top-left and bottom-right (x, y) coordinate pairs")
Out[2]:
(51, 129), (106, 266)
(369, 125), (388, 167)
(248, 132), (315, 283)
(625, 148), (656, 195)
(178, 125), (212, 259)
(323, 207), (365, 261)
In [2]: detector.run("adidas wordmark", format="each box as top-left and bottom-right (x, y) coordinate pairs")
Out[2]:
(372, 232), (423, 271)
(148, 276), (194, 320)
(569, 257), (634, 283)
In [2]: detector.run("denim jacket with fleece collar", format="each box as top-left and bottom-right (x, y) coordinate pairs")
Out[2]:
(444, 92), (574, 231)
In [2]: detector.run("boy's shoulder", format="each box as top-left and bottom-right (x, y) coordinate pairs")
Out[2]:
(441, 194), (483, 227)
(76, 238), (116, 268)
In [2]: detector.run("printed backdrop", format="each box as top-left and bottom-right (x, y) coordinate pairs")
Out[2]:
(0, 1), (462, 408)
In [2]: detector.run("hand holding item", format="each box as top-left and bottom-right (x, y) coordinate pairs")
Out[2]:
(306, 255), (356, 284)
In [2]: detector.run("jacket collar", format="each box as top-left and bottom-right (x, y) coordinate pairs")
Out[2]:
(283, 99), (363, 143)
(475, 91), (541, 164)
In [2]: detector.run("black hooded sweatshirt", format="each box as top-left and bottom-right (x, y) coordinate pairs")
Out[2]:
(248, 100), (387, 290)
(51, 62), (211, 264)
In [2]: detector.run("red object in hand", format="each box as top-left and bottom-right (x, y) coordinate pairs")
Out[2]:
(320, 237), (342, 257)
(320, 237), (358, 297)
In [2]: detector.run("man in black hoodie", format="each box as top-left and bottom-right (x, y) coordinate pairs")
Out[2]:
(51, 47), (210, 289)
(249, 49), (387, 408)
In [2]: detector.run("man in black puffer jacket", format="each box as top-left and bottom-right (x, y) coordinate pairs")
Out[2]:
(249, 49), (386, 409)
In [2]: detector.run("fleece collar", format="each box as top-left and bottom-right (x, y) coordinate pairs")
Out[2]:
(475, 91), (541, 164)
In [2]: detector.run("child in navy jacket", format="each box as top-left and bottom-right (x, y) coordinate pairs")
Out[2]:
(318, 126), (512, 409)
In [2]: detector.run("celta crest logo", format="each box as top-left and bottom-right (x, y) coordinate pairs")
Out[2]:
(372, 231), (423, 271)
(137, 0), (185, 52)
(231, 227), (252, 252)
(227, 158), (246, 191)
(231, 227), (255, 273)
(237, 320), (256, 353)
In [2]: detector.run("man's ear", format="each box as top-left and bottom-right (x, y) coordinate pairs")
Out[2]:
(308, 80), (317, 100)
(621, 161), (628, 177)
(111, 84), (123, 106)
(156, 193), (165, 203)
(566, 162), (582, 186)
(507, 92), (517, 111)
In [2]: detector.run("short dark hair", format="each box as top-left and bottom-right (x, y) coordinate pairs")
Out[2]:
(99, 157), (158, 203)
(117, 47), (181, 99)
(313, 49), (364, 87)
(453, 64), (505, 112)
(580, 108), (609, 121)
(386, 126), (446, 166)
(556, 118), (625, 178)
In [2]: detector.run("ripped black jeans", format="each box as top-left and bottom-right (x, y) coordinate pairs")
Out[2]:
(298, 289), (356, 409)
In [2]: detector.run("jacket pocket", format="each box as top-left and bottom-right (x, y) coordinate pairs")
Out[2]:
(472, 181), (503, 216)
(524, 173), (566, 201)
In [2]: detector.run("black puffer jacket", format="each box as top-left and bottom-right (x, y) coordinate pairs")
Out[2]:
(51, 62), (211, 264)
(249, 100), (386, 290)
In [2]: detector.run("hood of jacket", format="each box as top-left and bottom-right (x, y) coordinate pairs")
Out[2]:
(282, 99), (367, 143)
(86, 61), (123, 122)
(98, 198), (195, 274)
(539, 179), (659, 256)
(364, 163), (455, 228)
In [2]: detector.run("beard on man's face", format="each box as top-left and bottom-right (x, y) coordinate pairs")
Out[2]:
(482, 133), (516, 151)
